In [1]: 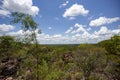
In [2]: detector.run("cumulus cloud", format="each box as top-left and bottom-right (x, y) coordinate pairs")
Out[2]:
(63, 4), (89, 19)
(0, 23), (120, 44)
(71, 23), (87, 34)
(94, 26), (120, 36)
(75, 23), (86, 32)
(59, 1), (69, 8)
(0, 9), (10, 16)
(65, 23), (88, 34)
(69, 17), (76, 20)
(4, 25), (120, 44)
(64, 23), (120, 43)
(88, 16), (94, 20)
(89, 26), (120, 42)
(0, 24), (15, 32)
(7, 29), (40, 36)
(65, 27), (73, 34)
(2, 0), (39, 16)
(89, 17), (120, 27)
(7, 30), (24, 37)
(53, 34), (62, 39)
(94, 26), (110, 35)
(87, 27), (92, 31)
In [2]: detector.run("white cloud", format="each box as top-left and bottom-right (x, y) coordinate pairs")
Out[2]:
(7, 30), (23, 36)
(87, 27), (92, 31)
(41, 26), (119, 44)
(37, 33), (68, 44)
(75, 23), (86, 32)
(0, 24), (15, 32)
(4, 25), (120, 44)
(89, 17), (120, 27)
(48, 27), (52, 30)
(64, 23), (120, 43)
(2, 0), (39, 16)
(65, 27), (73, 34)
(53, 34), (62, 38)
(69, 17), (76, 20)
(94, 26), (110, 35)
(112, 29), (120, 35)
(63, 4), (89, 19)
(59, 1), (69, 8)
(89, 26), (120, 42)
(7, 29), (41, 36)
(0, 9), (10, 16)
(88, 16), (94, 20)
(71, 23), (87, 34)
(82, 31), (91, 38)
(90, 26), (120, 41)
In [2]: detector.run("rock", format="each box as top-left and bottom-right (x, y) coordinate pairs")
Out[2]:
(6, 77), (13, 80)
(0, 66), (17, 77)
(0, 76), (5, 80)
(1, 57), (9, 63)
(0, 57), (18, 77)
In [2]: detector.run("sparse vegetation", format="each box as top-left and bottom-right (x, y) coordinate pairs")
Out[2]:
(0, 35), (120, 80)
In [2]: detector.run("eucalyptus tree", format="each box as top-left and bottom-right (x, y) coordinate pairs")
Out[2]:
(11, 12), (41, 80)
(76, 44), (108, 80)
(104, 35), (120, 79)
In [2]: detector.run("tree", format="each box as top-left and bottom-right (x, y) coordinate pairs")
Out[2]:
(98, 35), (120, 79)
(104, 35), (120, 79)
(76, 44), (107, 80)
(105, 35), (120, 56)
(11, 12), (40, 80)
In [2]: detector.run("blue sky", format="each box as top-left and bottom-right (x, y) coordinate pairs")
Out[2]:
(0, 0), (120, 44)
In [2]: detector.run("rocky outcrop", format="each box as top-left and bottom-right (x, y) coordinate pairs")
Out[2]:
(0, 57), (20, 80)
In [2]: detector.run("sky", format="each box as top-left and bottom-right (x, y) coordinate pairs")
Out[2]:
(0, 0), (120, 44)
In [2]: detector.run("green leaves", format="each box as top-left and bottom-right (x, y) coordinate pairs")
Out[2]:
(11, 12), (38, 31)
(21, 15), (38, 31)
(11, 12), (25, 24)
(39, 59), (62, 80)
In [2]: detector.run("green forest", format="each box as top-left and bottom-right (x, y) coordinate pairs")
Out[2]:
(0, 12), (120, 80)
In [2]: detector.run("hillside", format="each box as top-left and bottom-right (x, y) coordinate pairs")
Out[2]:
(0, 35), (120, 80)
